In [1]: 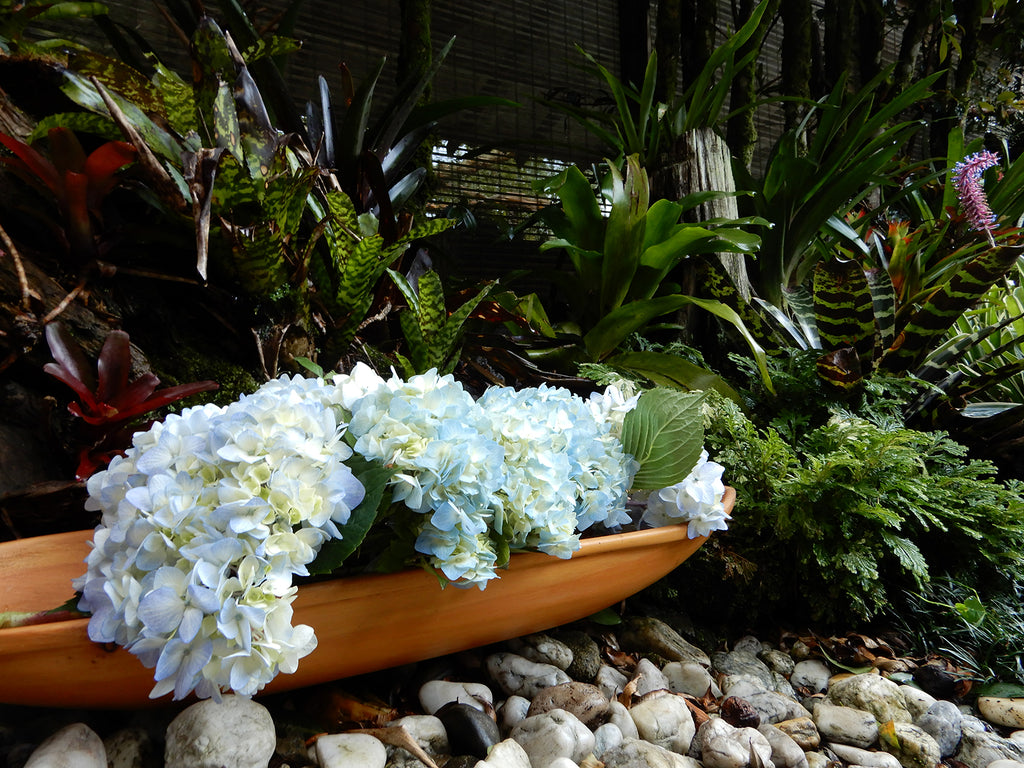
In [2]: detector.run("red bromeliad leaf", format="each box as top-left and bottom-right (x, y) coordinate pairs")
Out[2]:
(96, 330), (132, 404)
(84, 141), (137, 211)
(0, 133), (61, 193)
(111, 379), (219, 422)
(44, 323), (97, 398)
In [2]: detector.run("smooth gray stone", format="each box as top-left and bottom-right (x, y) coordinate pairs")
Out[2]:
(827, 742), (902, 768)
(619, 617), (710, 665)
(791, 660), (831, 695)
(596, 664), (630, 698)
(758, 723), (809, 768)
(419, 680), (493, 714)
(602, 737), (700, 768)
(509, 709), (595, 768)
(664, 661), (716, 697)
(316, 733), (387, 768)
(528, 681), (610, 727)
(696, 717), (774, 768)
(915, 700), (962, 757)
(899, 685), (937, 720)
(713, 651), (775, 691)
(497, 696), (532, 736)
(164, 696), (276, 768)
(486, 652), (571, 698)
(813, 701), (879, 749)
(608, 699), (641, 740)
(759, 650), (796, 677)
(635, 657), (671, 696)
(438, 702), (500, 759)
(552, 629), (603, 682)
(826, 675), (911, 724)
(24, 723), (106, 768)
(878, 722), (941, 768)
(472, 738), (531, 768)
(506, 633), (573, 671)
(743, 690), (813, 725)
(956, 729), (1024, 768)
(595, 722), (626, 757)
(629, 693), (697, 754)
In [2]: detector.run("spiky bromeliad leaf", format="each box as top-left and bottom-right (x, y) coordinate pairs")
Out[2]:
(881, 245), (1021, 373)
(621, 388), (706, 490)
(866, 267), (897, 349)
(228, 222), (290, 298)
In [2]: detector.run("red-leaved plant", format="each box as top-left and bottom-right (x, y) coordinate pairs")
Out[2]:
(44, 322), (219, 479)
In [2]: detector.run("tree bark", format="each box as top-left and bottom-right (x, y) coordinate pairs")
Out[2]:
(780, 0), (812, 129)
(893, 0), (941, 95)
(822, 0), (856, 90)
(726, 0), (779, 169)
(655, 0), (682, 102)
(680, 0), (718, 90)
(650, 128), (752, 301)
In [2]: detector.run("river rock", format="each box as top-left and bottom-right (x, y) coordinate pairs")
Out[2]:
(915, 699), (962, 757)
(597, 664), (630, 698)
(595, 721), (626, 756)
(899, 685), (936, 720)
(473, 737), (531, 768)
(813, 701), (879, 748)
(630, 693), (696, 753)
(775, 716), (820, 750)
(713, 650), (775, 691)
(528, 681), (610, 727)
(878, 722), (941, 768)
(759, 650), (796, 677)
(979, 697), (1024, 729)
(827, 742), (902, 768)
(620, 617), (711, 665)
(734, 636), (767, 655)
(664, 661), (716, 697)
(553, 629), (603, 682)
(608, 699), (641, 740)
(165, 696), (276, 768)
(602, 737), (700, 768)
(23, 723), (106, 768)
(509, 709), (595, 768)
(486, 652), (571, 698)
(507, 634), (574, 670)
(497, 696), (532, 735)
(419, 680), (494, 714)
(437, 702), (500, 758)
(387, 715), (449, 766)
(696, 717), (774, 768)
(988, 761), (1024, 768)
(721, 696), (762, 728)
(758, 723), (808, 768)
(103, 727), (152, 768)
(826, 674), (912, 724)
(636, 657), (671, 695)
(956, 728), (1024, 768)
(316, 733), (387, 768)
(791, 660), (831, 695)
(743, 690), (813, 725)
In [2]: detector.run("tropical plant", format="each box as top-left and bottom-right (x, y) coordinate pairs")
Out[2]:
(532, 154), (772, 390)
(43, 322), (218, 479)
(544, 0), (771, 169)
(736, 66), (940, 306)
(685, 382), (1024, 627)
(0, 127), (136, 265)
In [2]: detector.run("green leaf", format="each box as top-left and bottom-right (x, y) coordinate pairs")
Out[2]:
(587, 607), (622, 626)
(977, 682), (1024, 698)
(607, 351), (744, 405)
(308, 454), (394, 575)
(601, 155), (648, 312)
(621, 388), (706, 490)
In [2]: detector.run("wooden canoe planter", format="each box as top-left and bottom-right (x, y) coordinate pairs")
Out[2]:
(0, 487), (734, 708)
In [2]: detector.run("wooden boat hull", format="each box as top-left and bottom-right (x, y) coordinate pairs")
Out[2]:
(0, 488), (733, 708)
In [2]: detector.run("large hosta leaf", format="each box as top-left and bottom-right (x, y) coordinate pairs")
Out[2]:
(621, 388), (706, 490)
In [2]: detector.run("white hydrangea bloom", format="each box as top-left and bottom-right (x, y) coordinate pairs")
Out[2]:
(74, 375), (366, 701)
(640, 449), (730, 538)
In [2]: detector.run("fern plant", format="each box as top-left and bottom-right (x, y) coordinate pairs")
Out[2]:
(690, 384), (1024, 626)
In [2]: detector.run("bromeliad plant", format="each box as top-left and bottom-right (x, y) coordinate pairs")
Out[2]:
(73, 365), (726, 700)
(533, 154), (772, 391)
(43, 322), (219, 479)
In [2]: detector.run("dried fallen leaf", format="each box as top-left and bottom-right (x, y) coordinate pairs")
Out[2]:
(354, 725), (441, 768)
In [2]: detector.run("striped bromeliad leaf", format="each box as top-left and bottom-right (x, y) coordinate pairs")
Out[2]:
(880, 245), (1022, 373)
(813, 257), (877, 365)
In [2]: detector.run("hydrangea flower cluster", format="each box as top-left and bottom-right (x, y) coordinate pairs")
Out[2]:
(75, 364), (728, 701)
(74, 375), (366, 701)
(640, 449), (730, 538)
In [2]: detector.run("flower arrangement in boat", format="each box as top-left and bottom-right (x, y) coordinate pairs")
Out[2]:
(74, 365), (728, 700)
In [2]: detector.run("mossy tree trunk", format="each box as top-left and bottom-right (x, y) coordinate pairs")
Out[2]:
(780, 0), (813, 131)
(725, 0), (780, 170)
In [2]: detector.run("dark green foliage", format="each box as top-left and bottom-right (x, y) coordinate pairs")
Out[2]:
(695, 382), (1024, 625)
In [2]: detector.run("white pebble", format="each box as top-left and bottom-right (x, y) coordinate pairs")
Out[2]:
(315, 733), (387, 768)
(24, 723), (106, 768)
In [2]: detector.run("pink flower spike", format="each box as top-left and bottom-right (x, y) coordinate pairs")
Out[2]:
(952, 151), (1001, 245)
